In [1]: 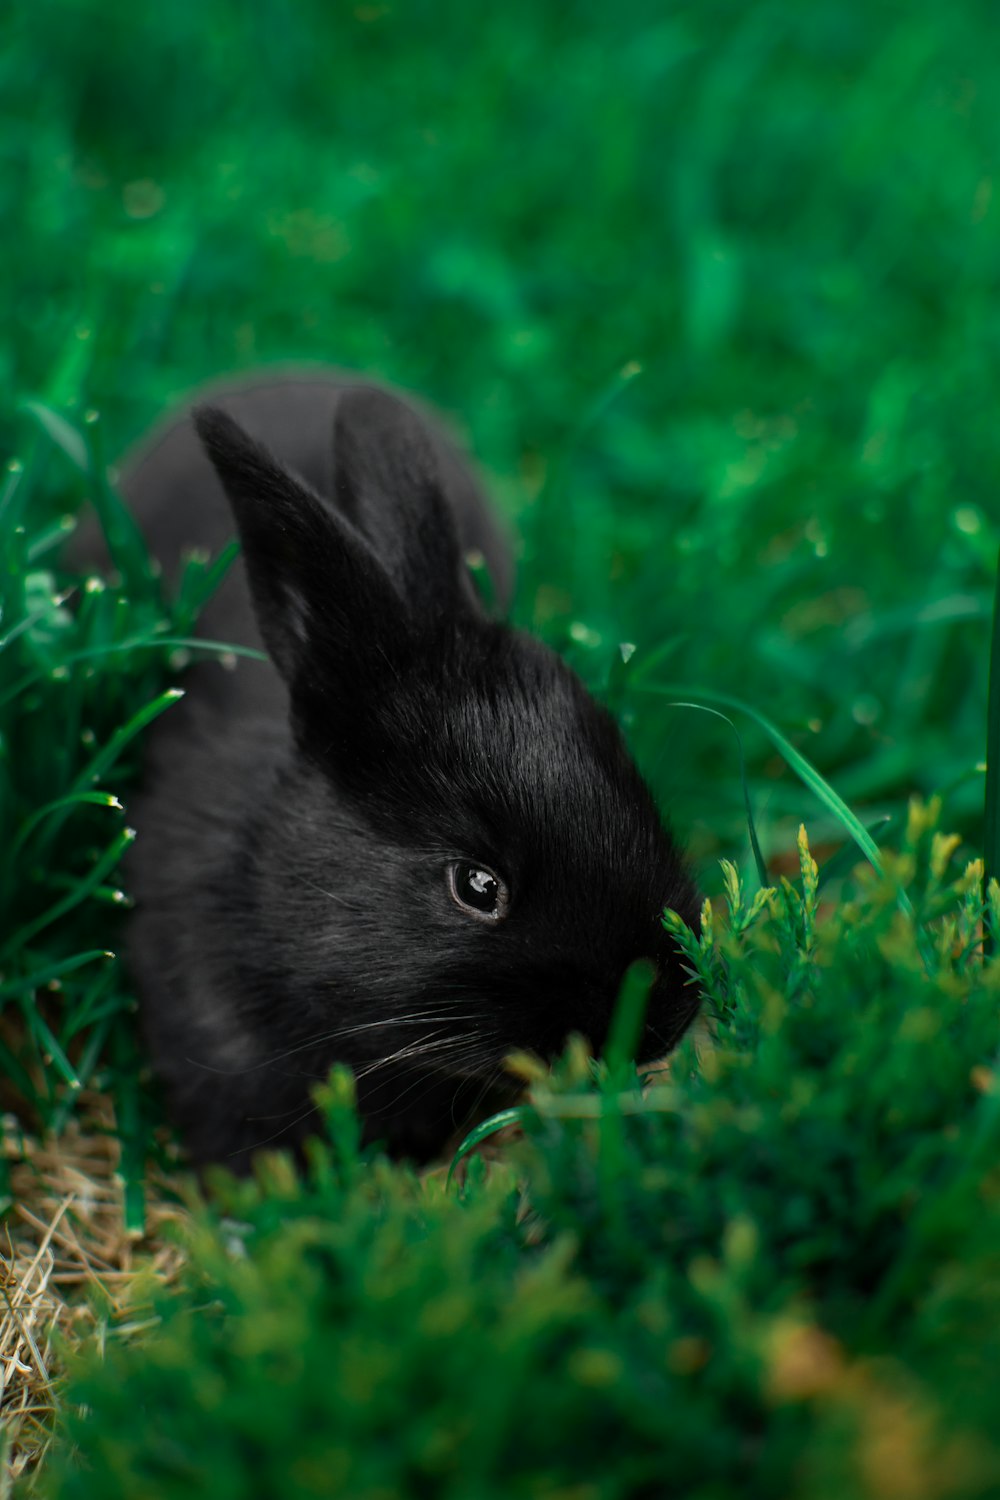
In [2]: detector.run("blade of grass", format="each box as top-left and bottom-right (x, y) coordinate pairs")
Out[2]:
(61, 992), (126, 1040)
(59, 962), (119, 1042)
(0, 599), (74, 655)
(817, 815), (894, 892)
(22, 398), (163, 605)
(112, 1029), (149, 1237)
(43, 877), (130, 907)
(8, 827), (134, 953)
(0, 457), (27, 532)
(172, 539), (241, 630)
(50, 1013), (116, 1133)
(447, 1107), (530, 1189)
(540, 361), (644, 518)
(0, 1034), (41, 1104)
(19, 399), (89, 471)
(17, 996), (81, 1093)
(984, 544), (1000, 908)
(83, 410), (162, 604)
(26, 513), (76, 563)
(603, 958), (656, 1074)
(626, 632), (689, 686)
(530, 361), (643, 627)
(8, 790), (122, 862)
(0, 638), (265, 710)
(646, 699), (769, 887)
(843, 590), (990, 650)
(637, 681), (885, 877)
(0, 949), (113, 1002)
(69, 688), (184, 796)
(140, 634), (266, 661)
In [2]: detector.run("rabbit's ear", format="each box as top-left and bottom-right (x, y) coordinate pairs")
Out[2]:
(331, 387), (466, 622)
(194, 405), (407, 688)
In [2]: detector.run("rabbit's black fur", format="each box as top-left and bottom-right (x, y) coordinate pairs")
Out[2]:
(104, 371), (701, 1169)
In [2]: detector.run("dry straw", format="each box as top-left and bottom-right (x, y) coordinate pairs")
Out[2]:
(1, 1096), (188, 1487)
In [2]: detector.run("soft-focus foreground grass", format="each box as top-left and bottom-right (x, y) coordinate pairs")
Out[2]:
(37, 829), (1000, 1499)
(4, 0), (1000, 1492)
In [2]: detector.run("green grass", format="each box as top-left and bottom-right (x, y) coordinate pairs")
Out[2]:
(4, 0), (1000, 1490)
(6, 0), (999, 866)
(37, 830), (1000, 1499)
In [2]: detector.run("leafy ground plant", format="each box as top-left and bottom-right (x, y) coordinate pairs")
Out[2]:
(34, 814), (1000, 1500)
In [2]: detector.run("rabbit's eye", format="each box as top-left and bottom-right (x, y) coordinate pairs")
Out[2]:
(447, 862), (509, 923)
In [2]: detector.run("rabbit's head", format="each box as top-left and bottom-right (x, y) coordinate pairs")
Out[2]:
(194, 391), (701, 1150)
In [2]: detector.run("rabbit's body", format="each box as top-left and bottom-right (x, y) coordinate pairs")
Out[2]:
(100, 369), (700, 1169)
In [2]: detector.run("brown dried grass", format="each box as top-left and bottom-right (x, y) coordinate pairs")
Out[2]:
(0, 1057), (641, 1487)
(1, 1095), (190, 1488)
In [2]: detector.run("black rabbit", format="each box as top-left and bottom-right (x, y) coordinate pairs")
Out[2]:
(99, 371), (700, 1169)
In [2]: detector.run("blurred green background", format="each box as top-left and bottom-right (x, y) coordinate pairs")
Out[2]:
(4, 0), (998, 876)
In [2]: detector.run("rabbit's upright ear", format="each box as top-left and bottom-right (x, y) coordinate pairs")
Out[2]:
(330, 387), (466, 623)
(194, 406), (408, 689)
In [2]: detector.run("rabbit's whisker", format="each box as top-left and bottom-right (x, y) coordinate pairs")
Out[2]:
(296, 876), (355, 906)
(236, 1037), (500, 1158)
(352, 1029), (483, 1082)
(644, 1022), (673, 1062)
(187, 1006), (481, 1079)
(450, 1060), (509, 1131)
(295, 1013), (484, 1074)
(185, 1033), (348, 1077)
(300, 876), (362, 908)
(232, 1101), (320, 1157)
(244, 1100), (318, 1123)
(331, 1010), (481, 1040)
(383, 1041), (500, 1115)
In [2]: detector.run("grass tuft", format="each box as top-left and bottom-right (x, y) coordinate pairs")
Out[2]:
(983, 543), (1000, 905)
(33, 825), (1000, 1500)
